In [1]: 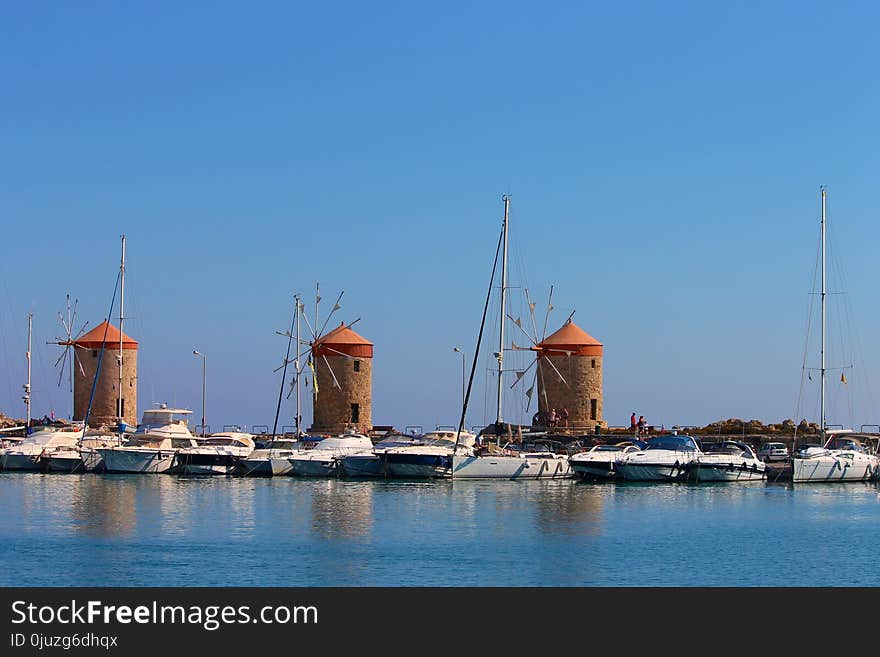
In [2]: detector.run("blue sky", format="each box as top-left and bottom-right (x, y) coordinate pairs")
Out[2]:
(2, 1), (880, 432)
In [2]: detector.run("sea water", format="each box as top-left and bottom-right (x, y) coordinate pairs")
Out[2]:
(1, 473), (878, 586)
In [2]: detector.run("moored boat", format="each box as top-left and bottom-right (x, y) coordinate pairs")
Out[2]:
(617, 434), (702, 481)
(174, 432), (255, 475)
(287, 431), (374, 477)
(688, 441), (766, 482)
(569, 440), (646, 480)
(791, 432), (879, 483)
(98, 406), (199, 474)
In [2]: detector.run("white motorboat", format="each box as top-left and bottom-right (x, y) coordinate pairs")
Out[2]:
(617, 434), (702, 481)
(569, 440), (646, 480)
(41, 433), (119, 473)
(791, 432), (880, 483)
(0, 427), (82, 471)
(98, 406), (199, 474)
(337, 432), (424, 477)
(688, 441), (767, 482)
(236, 438), (301, 476)
(449, 444), (573, 479)
(382, 429), (476, 478)
(287, 431), (374, 477)
(174, 432), (255, 475)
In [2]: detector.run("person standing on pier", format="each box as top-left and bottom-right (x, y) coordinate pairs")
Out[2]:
(631, 412), (637, 435)
(638, 415), (647, 437)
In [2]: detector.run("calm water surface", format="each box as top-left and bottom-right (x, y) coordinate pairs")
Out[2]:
(1, 473), (878, 586)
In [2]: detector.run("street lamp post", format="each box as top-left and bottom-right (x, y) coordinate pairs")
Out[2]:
(193, 349), (206, 436)
(453, 347), (465, 411)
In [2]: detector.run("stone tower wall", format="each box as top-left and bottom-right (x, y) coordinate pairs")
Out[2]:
(310, 355), (372, 435)
(74, 348), (138, 428)
(536, 353), (604, 430)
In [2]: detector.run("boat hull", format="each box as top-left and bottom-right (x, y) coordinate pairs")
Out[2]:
(287, 457), (337, 477)
(688, 462), (766, 482)
(43, 449), (105, 473)
(448, 455), (573, 479)
(383, 453), (451, 478)
(0, 451), (44, 471)
(174, 453), (239, 475)
(337, 454), (386, 478)
(617, 462), (690, 481)
(569, 460), (616, 480)
(791, 454), (878, 483)
(99, 449), (176, 474)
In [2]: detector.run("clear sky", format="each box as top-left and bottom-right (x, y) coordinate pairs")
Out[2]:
(2, 1), (880, 433)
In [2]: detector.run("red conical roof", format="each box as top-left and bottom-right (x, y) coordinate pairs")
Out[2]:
(536, 319), (602, 356)
(313, 322), (373, 358)
(74, 321), (138, 350)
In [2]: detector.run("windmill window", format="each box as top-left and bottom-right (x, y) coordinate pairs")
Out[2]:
(590, 399), (598, 420)
(591, 359), (596, 368)
(92, 350), (98, 358)
(350, 403), (360, 424)
(354, 360), (361, 372)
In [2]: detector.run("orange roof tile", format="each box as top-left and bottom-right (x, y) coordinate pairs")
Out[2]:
(536, 319), (602, 356)
(315, 322), (372, 346)
(74, 321), (138, 350)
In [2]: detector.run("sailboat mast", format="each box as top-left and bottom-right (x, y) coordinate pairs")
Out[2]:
(820, 188), (826, 438)
(24, 313), (32, 433)
(295, 294), (302, 435)
(118, 234), (126, 437)
(496, 195), (510, 428)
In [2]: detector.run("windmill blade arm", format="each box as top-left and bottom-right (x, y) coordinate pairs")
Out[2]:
(506, 313), (538, 346)
(509, 357), (537, 389)
(322, 346), (355, 359)
(321, 353), (342, 389)
(543, 355), (569, 386)
(317, 291), (344, 338)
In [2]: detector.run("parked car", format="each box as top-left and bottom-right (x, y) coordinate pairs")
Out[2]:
(757, 442), (790, 462)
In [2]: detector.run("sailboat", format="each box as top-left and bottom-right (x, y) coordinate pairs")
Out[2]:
(0, 313), (81, 471)
(42, 236), (128, 472)
(445, 196), (572, 480)
(791, 188), (880, 483)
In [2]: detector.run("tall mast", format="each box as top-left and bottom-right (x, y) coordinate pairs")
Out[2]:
(294, 294), (302, 435)
(118, 234), (126, 437)
(67, 296), (74, 416)
(496, 195), (510, 428)
(24, 313), (32, 433)
(820, 188), (826, 438)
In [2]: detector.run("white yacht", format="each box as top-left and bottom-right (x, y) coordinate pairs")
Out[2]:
(337, 432), (424, 477)
(236, 438), (301, 476)
(382, 429), (476, 478)
(287, 431), (374, 477)
(688, 440), (767, 482)
(448, 442), (573, 479)
(174, 432), (255, 475)
(791, 432), (879, 483)
(569, 440), (646, 480)
(0, 427), (82, 471)
(617, 434), (702, 481)
(41, 432), (119, 473)
(98, 406), (199, 474)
